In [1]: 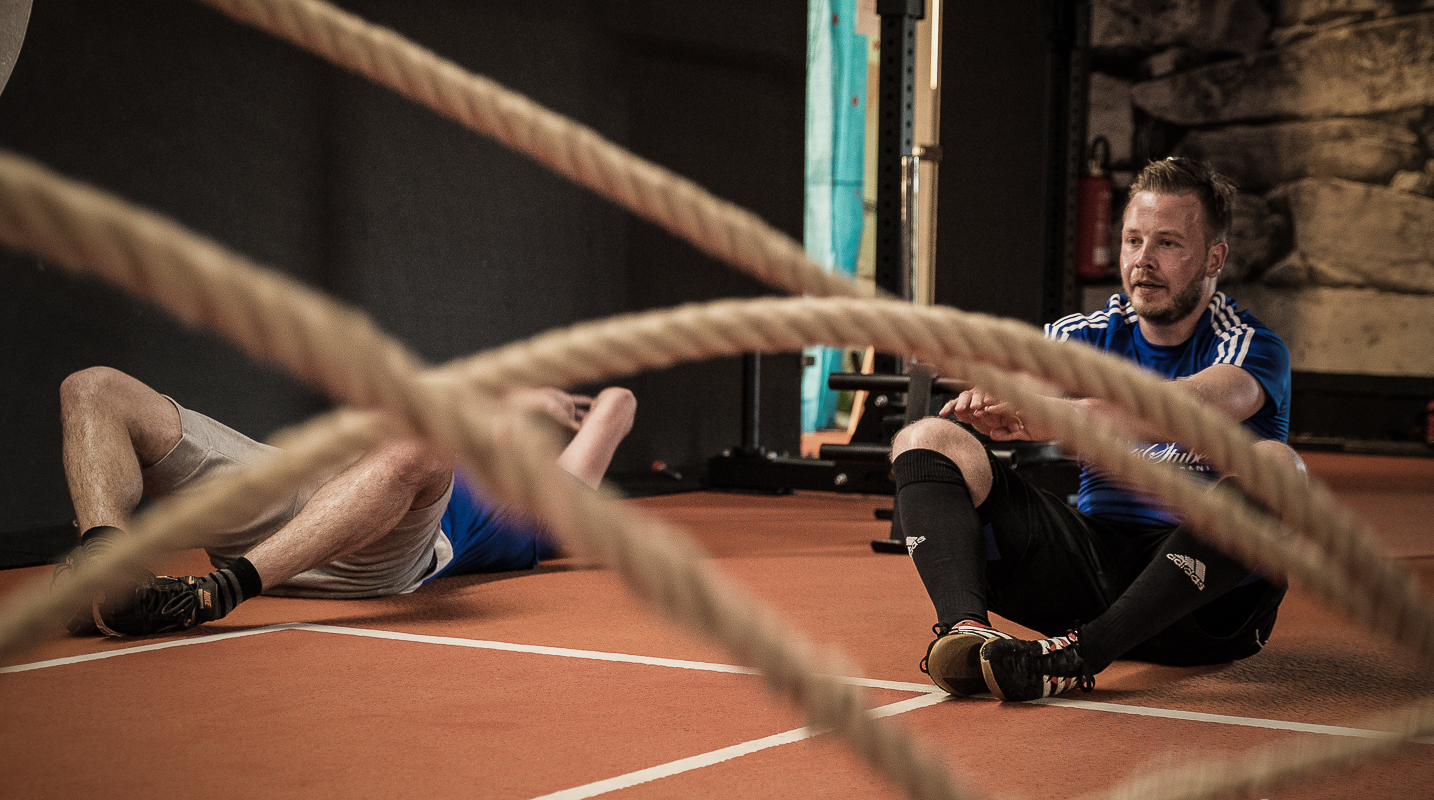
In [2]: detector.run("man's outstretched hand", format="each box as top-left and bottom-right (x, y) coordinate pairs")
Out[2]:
(941, 388), (1030, 441)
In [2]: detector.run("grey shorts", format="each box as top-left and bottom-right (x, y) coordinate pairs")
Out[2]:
(140, 398), (452, 599)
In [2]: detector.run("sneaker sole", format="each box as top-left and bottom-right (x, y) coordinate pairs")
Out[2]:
(926, 632), (996, 696)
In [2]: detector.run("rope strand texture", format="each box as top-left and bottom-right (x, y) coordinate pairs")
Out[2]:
(178, 0), (1429, 676)
(1080, 695), (1434, 800)
(450, 297), (1434, 661)
(2, 149), (1432, 800)
(192, 0), (860, 302)
(0, 150), (981, 800)
(0, 1), (1426, 795)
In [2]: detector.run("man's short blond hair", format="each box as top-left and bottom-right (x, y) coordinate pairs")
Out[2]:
(1128, 157), (1236, 245)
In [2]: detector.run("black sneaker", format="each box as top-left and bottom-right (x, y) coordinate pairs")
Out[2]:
(94, 575), (218, 637)
(51, 528), (145, 635)
(979, 629), (1094, 702)
(920, 622), (1014, 696)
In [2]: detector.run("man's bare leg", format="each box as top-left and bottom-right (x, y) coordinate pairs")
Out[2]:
(60, 367), (183, 534)
(62, 366), (448, 584)
(206, 385), (629, 602)
(91, 434), (451, 636)
(241, 438), (452, 589)
(253, 385), (635, 588)
(56, 367), (184, 633)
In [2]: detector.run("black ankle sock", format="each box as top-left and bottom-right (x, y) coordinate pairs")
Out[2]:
(1081, 526), (1254, 673)
(892, 449), (991, 630)
(201, 557), (264, 622)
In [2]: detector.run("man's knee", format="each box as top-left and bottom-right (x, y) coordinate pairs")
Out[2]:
(60, 366), (132, 416)
(891, 417), (989, 473)
(61, 367), (181, 463)
(365, 439), (453, 509)
(892, 416), (977, 459)
(891, 417), (994, 502)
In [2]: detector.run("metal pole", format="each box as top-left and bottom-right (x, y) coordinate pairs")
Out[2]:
(741, 352), (761, 455)
(873, 0), (924, 300)
(901, 149), (920, 303)
(874, 0), (925, 378)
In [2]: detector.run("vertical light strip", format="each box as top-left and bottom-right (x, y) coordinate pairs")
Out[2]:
(929, 0), (940, 90)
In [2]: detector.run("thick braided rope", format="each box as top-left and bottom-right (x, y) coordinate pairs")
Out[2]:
(445, 298), (1434, 662)
(0, 150), (982, 800)
(1078, 695), (1434, 800)
(0, 406), (392, 651)
(171, 0), (1413, 650)
(0, 0), (1428, 791)
(179, 0), (1408, 627)
(3, 152), (1433, 799)
(190, 0), (859, 302)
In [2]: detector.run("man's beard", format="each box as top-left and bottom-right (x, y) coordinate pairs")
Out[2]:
(1132, 271), (1205, 326)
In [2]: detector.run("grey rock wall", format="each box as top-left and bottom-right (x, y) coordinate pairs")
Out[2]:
(1174, 116), (1424, 191)
(1132, 12), (1434, 125)
(1089, 1), (1434, 376)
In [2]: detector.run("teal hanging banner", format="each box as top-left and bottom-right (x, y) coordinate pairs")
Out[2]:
(803, 0), (867, 433)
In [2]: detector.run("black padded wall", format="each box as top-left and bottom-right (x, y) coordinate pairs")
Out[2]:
(0, 0), (804, 538)
(933, 1), (1080, 326)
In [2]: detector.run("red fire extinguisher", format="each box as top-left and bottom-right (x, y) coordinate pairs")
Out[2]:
(1076, 137), (1113, 282)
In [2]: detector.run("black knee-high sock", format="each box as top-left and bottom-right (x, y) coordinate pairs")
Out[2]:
(1080, 526), (1253, 672)
(892, 449), (989, 631)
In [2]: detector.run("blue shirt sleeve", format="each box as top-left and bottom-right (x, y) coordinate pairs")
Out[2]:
(1213, 318), (1291, 443)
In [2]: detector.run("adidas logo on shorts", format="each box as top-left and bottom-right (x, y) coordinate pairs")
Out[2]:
(905, 536), (926, 557)
(1167, 553), (1206, 590)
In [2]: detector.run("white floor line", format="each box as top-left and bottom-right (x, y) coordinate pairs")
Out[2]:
(0, 622), (306, 673)
(9, 622), (1427, 750)
(3, 621), (936, 694)
(1032, 696), (1434, 745)
(526, 693), (950, 800)
(290, 623), (940, 694)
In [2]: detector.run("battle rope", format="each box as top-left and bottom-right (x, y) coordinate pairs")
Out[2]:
(1, 150), (1431, 800)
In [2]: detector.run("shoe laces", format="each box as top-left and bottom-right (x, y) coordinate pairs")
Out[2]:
(51, 558), (77, 586)
(1042, 629), (1094, 693)
(920, 623), (952, 674)
(136, 578), (202, 625)
(920, 624), (942, 674)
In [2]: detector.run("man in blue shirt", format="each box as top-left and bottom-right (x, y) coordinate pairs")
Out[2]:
(892, 157), (1304, 702)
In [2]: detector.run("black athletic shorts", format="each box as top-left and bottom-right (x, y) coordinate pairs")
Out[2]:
(976, 450), (1285, 667)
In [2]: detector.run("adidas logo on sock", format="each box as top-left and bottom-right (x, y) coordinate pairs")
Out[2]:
(1167, 553), (1206, 590)
(905, 536), (926, 557)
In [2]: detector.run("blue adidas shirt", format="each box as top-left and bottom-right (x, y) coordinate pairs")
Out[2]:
(1044, 292), (1291, 526)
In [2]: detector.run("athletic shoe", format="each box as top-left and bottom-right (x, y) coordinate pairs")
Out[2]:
(51, 529), (143, 635)
(920, 622), (1015, 696)
(979, 629), (1094, 702)
(94, 574), (217, 637)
